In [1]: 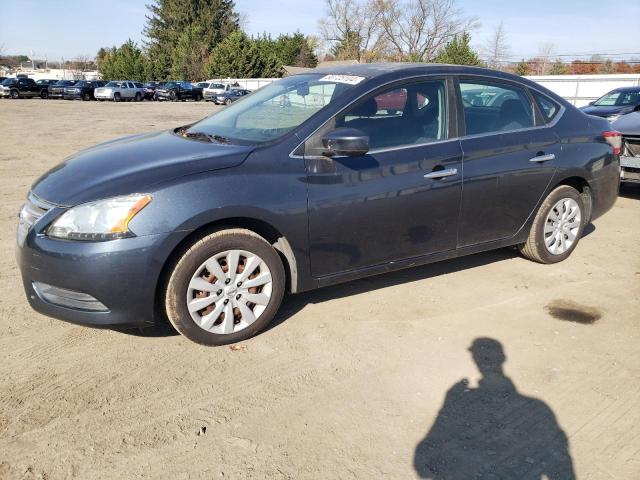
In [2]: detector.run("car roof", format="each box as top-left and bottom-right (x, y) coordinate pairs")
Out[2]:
(609, 86), (640, 93)
(309, 62), (517, 79)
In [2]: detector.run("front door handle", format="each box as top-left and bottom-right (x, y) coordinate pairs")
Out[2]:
(424, 168), (458, 180)
(529, 153), (556, 163)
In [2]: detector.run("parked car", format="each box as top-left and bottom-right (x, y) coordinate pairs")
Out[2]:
(143, 81), (164, 100)
(48, 80), (78, 99)
(35, 79), (59, 98)
(612, 112), (640, 183)
(63, 80), (107, 101)
(580, 87), (640, 121)
(213, 88), (251, 105)
(95, 81), (145, 102)
(0, 77), (42, 99)
(17, 64), (620, 346)
(203, 82), (231, 101)
(155, 81), (202, 101)
(191, 82), (207, 101)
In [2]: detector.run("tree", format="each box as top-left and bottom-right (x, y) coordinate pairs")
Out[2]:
(97, 40), (148, 81)
(514, 59), (529, 76)
(434, 32), (483, 66)
(144, 0), (239, 79)
(377, 0), (479, 62)
(483, 21), (509, 70)
(319, 0), (387, 61)
(171, 25), (209, 80)
(203, 30), (264, 78)
(549, 59), (567, 75)
(536, 42), (555, 75)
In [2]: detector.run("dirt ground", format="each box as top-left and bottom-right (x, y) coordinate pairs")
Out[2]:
(0, 100), (639, 480)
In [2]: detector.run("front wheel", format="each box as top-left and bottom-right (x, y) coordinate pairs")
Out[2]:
(225, 98), (233, 106)
(135, 92), (142, 102)
(519, 185), (585, 264)
(10, 89), (19, 99)
(40, 90), (48, 99)
(114, 93), (121, 102)
(165, 229), (285, 346)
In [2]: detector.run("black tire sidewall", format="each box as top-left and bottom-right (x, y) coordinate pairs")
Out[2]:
(533, 186), (585, 264)
(166, 231), (285, 346)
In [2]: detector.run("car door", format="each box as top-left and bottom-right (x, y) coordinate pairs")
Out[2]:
(456, 77), (560, 247)
(304, 77), (463, 278)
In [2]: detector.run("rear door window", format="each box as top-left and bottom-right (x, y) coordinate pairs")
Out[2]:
(531, 90), (561, 123)
(459, 80), (534, 135)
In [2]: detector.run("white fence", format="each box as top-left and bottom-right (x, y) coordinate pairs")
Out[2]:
(205, 78), (278, 91)
(526, 74), (640, 107)
(208, 74), (640, 108)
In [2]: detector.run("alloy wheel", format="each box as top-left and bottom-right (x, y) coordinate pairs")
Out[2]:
(186, 249), (273, 335)
(544, 198), (581, 255)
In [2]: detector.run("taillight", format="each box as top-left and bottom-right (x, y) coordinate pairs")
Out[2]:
(603, 131), (622, 155)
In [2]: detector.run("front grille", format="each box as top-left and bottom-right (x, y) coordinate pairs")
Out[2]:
(17, 192), (53, 246)
(623, 136), (640, 157)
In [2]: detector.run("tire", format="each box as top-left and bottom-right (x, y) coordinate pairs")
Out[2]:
(10, 89), (19, 99)
(83, 92), (91, 101)
(519, 185), (585, 264)
(164, 229), (285, 346)
(135, 92), (142, 102)
(114, 93), (121, 102)
(170, 91), (177, 102)
(40, 90), (48, 99)
(225, 98), (233, 106)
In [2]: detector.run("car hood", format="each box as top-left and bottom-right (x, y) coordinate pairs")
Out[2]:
(32, 130), (254, 206)
(579, 105), (635, 117)
(612, 112), (640, 136)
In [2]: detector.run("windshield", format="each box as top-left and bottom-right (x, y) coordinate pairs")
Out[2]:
(594, 89), (640, 106)
(186, 74), (361, 144)
(2, 78), (17, 85)
(55, 80), (75, 86)
(105, 81), (124, 88)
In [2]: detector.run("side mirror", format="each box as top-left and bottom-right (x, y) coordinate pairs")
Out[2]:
(322, 128), (370, 157)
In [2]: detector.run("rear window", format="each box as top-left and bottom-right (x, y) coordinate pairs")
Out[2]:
(531, 90), (561, 123)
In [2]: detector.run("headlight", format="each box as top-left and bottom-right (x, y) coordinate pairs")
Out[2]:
(47, 194), (152, 241)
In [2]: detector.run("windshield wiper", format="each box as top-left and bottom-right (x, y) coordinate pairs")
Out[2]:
(210, 134), (231, 144)
(178, 128), (232, 145)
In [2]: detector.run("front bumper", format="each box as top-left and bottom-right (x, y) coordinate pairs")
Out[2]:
(63, 92), (83, 100)
(0, 89), (9, 97)
(620, 155), (640, 183)
(17, 225), (186, 329)
(95, 93), (114, 100)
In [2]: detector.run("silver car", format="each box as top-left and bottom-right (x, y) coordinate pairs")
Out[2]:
(94, 80), (145, 102)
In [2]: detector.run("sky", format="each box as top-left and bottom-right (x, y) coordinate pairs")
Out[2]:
(1, 0), (639, 62)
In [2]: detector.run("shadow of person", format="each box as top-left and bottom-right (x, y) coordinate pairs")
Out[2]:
(414, 338), (575, 480)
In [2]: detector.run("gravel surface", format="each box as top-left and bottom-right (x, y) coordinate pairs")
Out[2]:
(1, 100), (639, 479)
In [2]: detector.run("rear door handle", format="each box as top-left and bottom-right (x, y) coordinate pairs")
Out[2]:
(424, 168), (458, 180)
(529, 153), (555, 163)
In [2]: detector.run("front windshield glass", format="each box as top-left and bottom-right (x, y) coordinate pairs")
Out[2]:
(594, 90), (640, 106)
(2, 78), (16, 85)
(56, 80), (75, 86)
(186, 74), (361, 144)
(105, 81), (123, 87)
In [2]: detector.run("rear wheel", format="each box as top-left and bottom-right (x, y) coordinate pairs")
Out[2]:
(135, 92), (142, 102)
(114, 92), (121, 102)
(40, 90), (48, 99)
(10, 89), (19, 99)
(82, 92), (91, 101)
(225, 98), (233, 106)
(165, 229), (285, 346)
(519, 185), (585, 264)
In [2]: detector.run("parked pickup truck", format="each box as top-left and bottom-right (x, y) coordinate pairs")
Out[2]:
(0, 77), (43, 99)
(155, 81), (202, 101)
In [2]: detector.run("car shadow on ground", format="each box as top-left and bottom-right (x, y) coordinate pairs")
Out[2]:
(413, 338), (576, 479)
(619, 182), (640, 200)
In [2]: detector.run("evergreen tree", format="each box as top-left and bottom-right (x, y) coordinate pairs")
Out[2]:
(144, 0), (239, 79)
(97, 40), (148, 81)
(434, 33), (484, 67)
(171, 25), (208, 80)
(514, 59), (530, 76)
(203, 31), (265, 78)
(549, 59), (567, 75)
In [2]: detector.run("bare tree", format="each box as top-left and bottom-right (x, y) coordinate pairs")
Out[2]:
(375, 0), (479, 62)
(537, 42), (555, 75)
(483, 21), (510, 70)
(319, 0), (387, 61)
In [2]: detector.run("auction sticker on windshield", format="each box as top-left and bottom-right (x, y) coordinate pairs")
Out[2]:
(319, 75), (365, 85)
